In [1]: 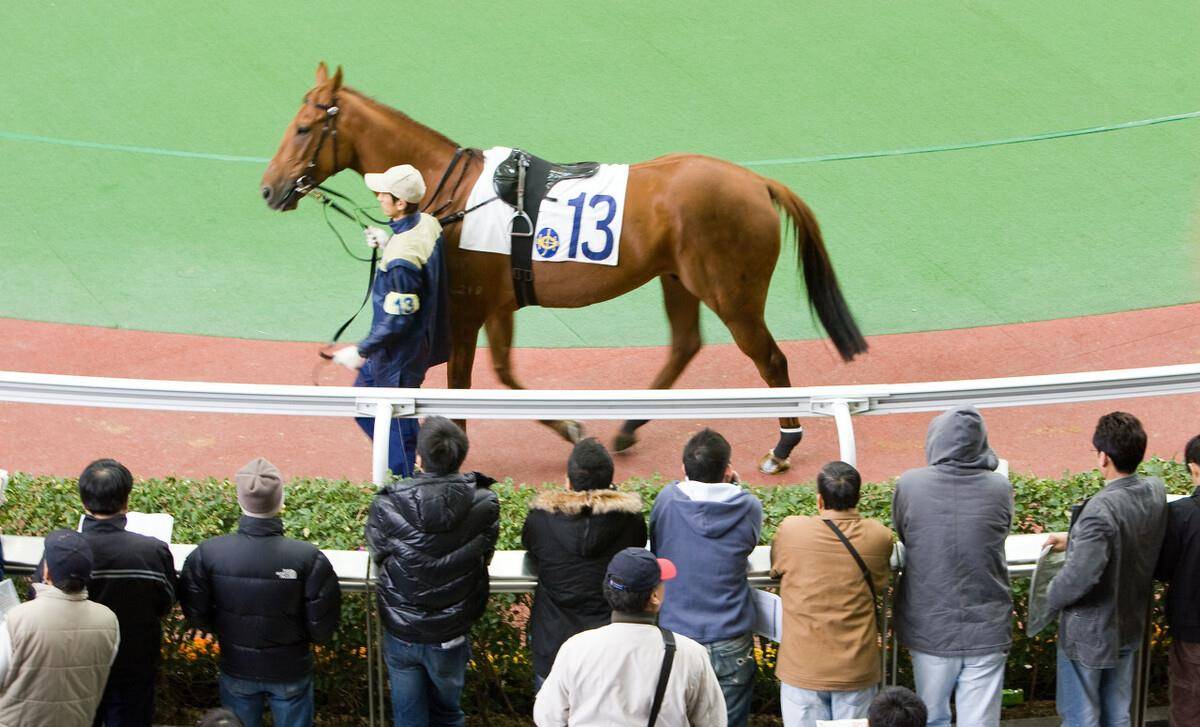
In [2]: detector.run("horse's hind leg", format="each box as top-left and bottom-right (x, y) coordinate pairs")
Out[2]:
(613, 275), (703, 452)
(483, 312), (583, 444)
(718, 312), (804, 475)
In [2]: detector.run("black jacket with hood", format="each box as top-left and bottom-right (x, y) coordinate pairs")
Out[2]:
(365, 471), (500, 643)
(179, 516), (342, 682)
(521, 488), (647, 677)
(892, 406), (1014, 657)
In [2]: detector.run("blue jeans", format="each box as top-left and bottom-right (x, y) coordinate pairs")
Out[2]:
(354, 362), (420, 478)
(1056, 644), (1136, 727)
(779, 682), (876, 727)
(383, 631), (470, 727)
(218, 673), (313, 727)
(910, 649), (1006, 727)
(93, 674), (155, 726)
(705, 633), (757, 727)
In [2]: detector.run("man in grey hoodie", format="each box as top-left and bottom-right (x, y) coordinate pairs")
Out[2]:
(651, 428), (763, 727)
(1045, 411), (1166, 726)
(892, 406), (1013, 727)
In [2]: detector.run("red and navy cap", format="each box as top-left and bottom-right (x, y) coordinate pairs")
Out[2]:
(605, 547), (677, 592)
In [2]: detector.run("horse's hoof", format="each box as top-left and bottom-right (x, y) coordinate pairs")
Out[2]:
(758, 452), (790, 475)
(613, 431), (638, 453)
(562, 420), (585, 444)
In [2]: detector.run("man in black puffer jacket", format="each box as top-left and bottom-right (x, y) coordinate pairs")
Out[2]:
(365, 416), (500, 727)
(180, 458), (341, 727)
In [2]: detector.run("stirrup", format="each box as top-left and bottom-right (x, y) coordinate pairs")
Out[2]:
(508, 210), (533, 237)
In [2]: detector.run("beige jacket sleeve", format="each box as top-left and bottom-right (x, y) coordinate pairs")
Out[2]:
(532, 662), (571, 726)
(685, 642), (728, 726)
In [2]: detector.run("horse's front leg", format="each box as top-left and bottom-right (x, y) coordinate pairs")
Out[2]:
(483, 312), (583, 445)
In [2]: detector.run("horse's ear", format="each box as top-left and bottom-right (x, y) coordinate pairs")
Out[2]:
(315, 61), (329, 84)
(330, 65), (343, 91)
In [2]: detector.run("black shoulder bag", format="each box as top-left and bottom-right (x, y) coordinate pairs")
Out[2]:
(647, 626), (676, 727)
(822, 519), (884, 637)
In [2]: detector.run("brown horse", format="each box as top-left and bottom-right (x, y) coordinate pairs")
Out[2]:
(260, 63), (867, 474)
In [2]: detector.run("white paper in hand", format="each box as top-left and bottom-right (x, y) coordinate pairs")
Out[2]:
(0, 580), (19, 620)
(752, 588), (782, 642)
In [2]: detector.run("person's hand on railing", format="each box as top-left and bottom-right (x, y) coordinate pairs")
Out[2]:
(1045, 532), (1068, 552)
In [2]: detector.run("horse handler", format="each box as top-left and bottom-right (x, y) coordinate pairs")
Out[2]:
(331, 164), (449, 478)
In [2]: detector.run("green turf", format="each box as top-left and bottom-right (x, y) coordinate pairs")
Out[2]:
(2, 2), (1198, 348)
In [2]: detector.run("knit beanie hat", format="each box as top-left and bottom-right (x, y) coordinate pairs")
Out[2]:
(235, 457), (284, 517)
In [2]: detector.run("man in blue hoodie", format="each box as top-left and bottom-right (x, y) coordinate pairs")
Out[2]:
(650, 428), (763, 727)
(892, 406), (1013, 727)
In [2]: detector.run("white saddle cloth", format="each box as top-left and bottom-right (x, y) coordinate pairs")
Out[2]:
(459, 147), (629, 267)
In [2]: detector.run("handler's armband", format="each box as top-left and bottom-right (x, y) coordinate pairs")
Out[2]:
(383, 292), (420, 316)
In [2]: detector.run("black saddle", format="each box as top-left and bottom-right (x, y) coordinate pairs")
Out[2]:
(492, 149), (601, 308)
(492, 149), (601, 207)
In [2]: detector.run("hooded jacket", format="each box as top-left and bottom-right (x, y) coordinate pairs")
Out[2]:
(892, 406), (1013, 657)
(650, 481), (763, 644)
(1048, 473), (1166, 668)
(365, 471), (500, 643)
(179, 516), (342, 682)
(521, 488), (647, 677)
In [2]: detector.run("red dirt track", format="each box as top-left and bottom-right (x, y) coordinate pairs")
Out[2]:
(3, 303), (1200, 486)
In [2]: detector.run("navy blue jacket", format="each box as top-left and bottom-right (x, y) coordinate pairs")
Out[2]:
(357, 213), (450, 386)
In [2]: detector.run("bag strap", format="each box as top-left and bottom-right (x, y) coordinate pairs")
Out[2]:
(648, 626), (676, 727)
(822, 519), (881, 627)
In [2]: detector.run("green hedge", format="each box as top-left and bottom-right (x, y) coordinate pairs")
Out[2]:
(0, 460), (1190, 723)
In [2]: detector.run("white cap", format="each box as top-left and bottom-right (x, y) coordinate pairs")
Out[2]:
(363, 164), (426, 203)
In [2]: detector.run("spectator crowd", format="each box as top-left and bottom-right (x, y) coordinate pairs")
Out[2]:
(0, 407), (1194, 726)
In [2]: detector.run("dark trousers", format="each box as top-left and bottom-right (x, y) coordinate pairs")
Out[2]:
(1171, 640), (1200, 727)
(354, 362), (422, 478)
(93, 676), (155, 727)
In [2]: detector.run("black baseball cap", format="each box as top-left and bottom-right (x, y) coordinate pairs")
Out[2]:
(44, 529), (93, 584)
(605, 547), (677, 592)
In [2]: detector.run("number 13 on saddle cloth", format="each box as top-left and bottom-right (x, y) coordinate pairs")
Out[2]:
(460, 147), (629, 266)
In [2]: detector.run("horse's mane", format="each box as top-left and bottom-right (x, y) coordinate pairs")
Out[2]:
(342, 87), (460, 149)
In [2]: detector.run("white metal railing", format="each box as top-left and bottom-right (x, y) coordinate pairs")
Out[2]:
(3, 363), (1200, 485)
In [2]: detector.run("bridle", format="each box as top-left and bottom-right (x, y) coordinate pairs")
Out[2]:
(290, 97), (342, 202)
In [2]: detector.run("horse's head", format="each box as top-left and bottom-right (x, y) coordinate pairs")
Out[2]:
(260, 62), (351, 211)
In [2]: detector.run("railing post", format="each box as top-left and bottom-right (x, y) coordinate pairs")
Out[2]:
(812, 398), (868, 467)
(370, 400), (392, 487)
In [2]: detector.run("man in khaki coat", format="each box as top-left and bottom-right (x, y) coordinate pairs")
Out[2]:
(771, 461), (893, 726)
(0, 529), (120, 727)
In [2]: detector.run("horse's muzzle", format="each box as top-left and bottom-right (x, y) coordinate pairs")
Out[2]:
(261, 183), (300, 211)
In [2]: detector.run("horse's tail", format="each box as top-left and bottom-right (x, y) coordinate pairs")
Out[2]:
(765, 179), (868, 361)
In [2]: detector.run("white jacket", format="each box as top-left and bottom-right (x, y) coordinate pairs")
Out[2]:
(534, 612), (727, 726)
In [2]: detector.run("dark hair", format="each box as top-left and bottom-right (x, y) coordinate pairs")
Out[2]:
(682, 428), (731, 483)
(197, 708), (243, 727)
(817, 461), (861, 511)
(417, 416), (469, 475)
(78, 459), (133, 515)
(602, 579), (655, 614)
(1185, 434), (1200, 468)
(1092, 411), (1146, 474)
(868, 686), (927, 727)
(56, 577), (87, 595)
(568, 438), (614, 491)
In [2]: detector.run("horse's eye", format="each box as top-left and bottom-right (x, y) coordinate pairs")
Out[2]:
(296, 126), (311, 135)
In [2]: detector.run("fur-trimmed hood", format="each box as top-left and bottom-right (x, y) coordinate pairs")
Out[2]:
(529, 488), (644, 517)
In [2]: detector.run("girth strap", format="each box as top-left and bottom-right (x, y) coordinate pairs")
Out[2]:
(510, 151), (551, 308)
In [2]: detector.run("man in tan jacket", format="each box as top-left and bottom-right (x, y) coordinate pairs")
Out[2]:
(0, 529), (120, 727)
(771, 461), (893, 726)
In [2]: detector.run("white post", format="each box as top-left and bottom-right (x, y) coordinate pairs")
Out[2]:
(831, 399), (857, 466)
(371, 400), (392, 487)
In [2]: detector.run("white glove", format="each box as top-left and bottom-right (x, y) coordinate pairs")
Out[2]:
(332, 346), (366, 370)
(364, 226), (390, 249)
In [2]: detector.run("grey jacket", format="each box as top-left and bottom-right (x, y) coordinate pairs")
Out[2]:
(893, 407), (1014, 657)
(1046, 474), (1167, 668)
